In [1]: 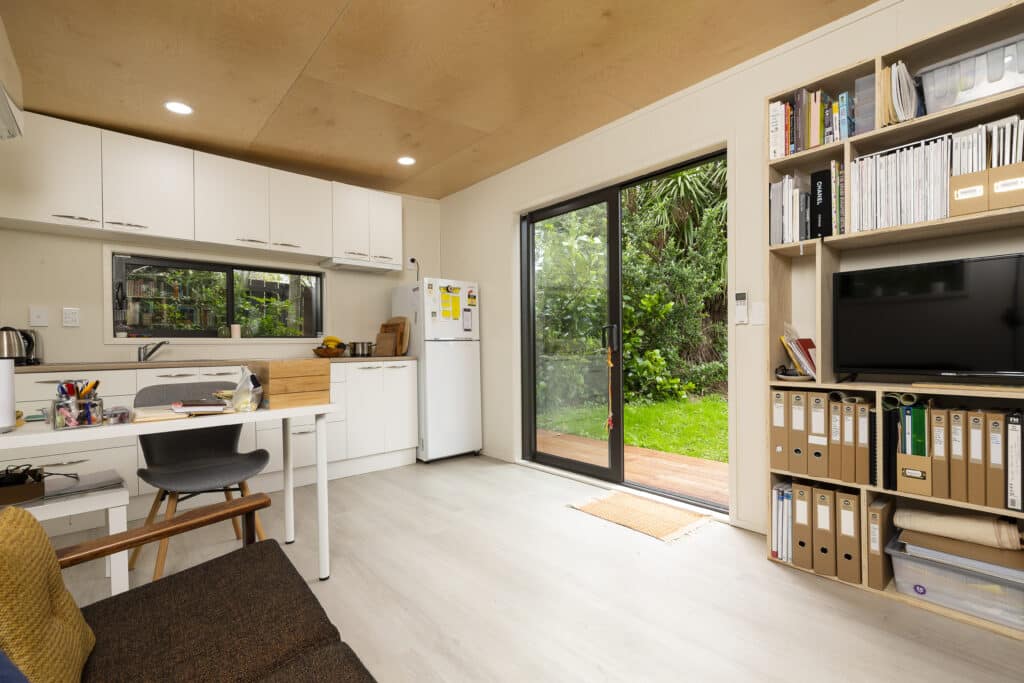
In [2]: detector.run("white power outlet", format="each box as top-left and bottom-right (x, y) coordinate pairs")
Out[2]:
(62, 307), (80, 328)
(28, 305), (48, 327)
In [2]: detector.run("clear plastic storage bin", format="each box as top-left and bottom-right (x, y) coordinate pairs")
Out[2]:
(918, 33), (1024, 114)
(886, 534), (1024, 630)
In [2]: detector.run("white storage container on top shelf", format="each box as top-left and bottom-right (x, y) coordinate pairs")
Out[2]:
(918, 33), (1024, 114)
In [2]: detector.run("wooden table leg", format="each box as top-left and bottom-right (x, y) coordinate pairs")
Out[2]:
(153, 493), (178, 581)
(224, 488), (242, 540)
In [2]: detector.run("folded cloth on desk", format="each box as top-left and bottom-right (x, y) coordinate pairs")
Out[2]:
(894, 507), (1023, 550)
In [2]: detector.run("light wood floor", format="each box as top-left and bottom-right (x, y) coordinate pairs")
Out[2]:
(59, 457), (1021, 682)
(537, 429), (730, 507)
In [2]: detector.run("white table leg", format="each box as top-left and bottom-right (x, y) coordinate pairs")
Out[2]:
(315, 412), (329, 580)
(106, 505), (129, 596)
(283, 417), (295, 544)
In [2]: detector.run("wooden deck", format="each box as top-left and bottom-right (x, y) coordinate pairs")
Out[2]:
(536, 430), (729, 508)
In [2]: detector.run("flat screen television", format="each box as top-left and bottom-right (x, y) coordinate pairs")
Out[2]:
(833, 253), (1024, 379)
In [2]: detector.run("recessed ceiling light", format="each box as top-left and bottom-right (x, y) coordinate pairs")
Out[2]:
(164, 101), (193, 115)
(397, 156), (416, 166)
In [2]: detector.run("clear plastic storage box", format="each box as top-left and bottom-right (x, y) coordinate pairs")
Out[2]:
(918, 33), (1024, 114)
(886, 534), (1024, 630)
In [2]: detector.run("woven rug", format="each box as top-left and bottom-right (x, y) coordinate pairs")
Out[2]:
(572, 491), (711, 541)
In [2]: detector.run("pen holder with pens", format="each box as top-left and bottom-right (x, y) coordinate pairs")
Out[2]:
(52, 398), (104, 430)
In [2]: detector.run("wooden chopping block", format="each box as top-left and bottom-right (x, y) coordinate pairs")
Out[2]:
(375, 331), (397, 357)
(385, 316), (410, 355)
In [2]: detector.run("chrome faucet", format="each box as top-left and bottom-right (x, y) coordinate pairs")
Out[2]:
(138, 341), (169, 362)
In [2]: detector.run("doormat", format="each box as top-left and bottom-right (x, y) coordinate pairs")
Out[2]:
(572, 491), (711, 541)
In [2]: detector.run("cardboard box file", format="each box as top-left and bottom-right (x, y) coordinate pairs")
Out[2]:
(811, 487), (837, 577)
(967, 412), (987, 506)
(770, 390), (789, 471)
(807, 393), (830, 478)
(949, 410), (968, 502)
(828, 401), (843, 480)
(855, 404), (871, 484)
(835, 491), (861, 585)
(247, 359), (331, 408)
(866, 498), (894, 590)
(897, 451), (931, 496)
(841, 404), (857, 483)
(791, 483), (815, 570)
(986, 412), (1006, 509)
(989, 162), (1024, 210)
(788, 392), (808, 474)
(949, 169), (989, 217)
(930, 409), (950, 499)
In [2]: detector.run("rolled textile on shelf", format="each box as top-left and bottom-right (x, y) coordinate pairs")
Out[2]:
(894, 507), (1023, 550)
(882, 392), (918, 410)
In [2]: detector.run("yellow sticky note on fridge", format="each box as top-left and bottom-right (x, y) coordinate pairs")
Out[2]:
(441, 291), (452, 319)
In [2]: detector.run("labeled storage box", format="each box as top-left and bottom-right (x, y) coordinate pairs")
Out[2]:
(989, 162), (1024, 210)
(247, 359), (330, 409)
(896, 452), (932, 496)
(949, 170), (989, 217)
(887, 534), (1024, 630)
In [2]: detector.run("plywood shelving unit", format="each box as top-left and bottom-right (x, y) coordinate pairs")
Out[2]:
(763, 3), (1024, 640)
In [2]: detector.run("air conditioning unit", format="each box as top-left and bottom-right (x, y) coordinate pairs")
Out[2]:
(0, 83), (24, 140)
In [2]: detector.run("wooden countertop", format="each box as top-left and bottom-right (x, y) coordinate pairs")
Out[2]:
(14, 357), (416, 374)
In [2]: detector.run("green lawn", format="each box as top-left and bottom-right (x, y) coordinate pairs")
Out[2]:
(537, 395), (728, 463)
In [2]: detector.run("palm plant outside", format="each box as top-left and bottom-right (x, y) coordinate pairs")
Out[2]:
(535, 157), (728, 462)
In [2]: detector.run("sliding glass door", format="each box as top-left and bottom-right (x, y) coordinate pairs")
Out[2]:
(522, 188), (623, 482)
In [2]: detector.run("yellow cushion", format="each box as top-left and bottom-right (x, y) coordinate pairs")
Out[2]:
(0, 506), (95, 682)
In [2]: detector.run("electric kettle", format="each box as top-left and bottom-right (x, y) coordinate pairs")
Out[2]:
(0, 327), (26, 364)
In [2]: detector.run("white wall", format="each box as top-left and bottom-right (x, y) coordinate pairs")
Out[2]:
(438, 0), (1007, 532)
(0, 195), (439, 362)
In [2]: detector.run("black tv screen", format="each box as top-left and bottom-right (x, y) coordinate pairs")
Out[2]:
(833, 253), (1024, 378)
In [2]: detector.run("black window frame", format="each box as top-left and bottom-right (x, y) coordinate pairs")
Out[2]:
(112, 253), (324, 339)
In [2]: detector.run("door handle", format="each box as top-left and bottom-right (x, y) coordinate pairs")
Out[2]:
(155, 373), (196, 378)
(203, 372), (237, 377)
(272, 242), (302, 248)
(601, 324), (618, 352)
(39, 459), (88, 468)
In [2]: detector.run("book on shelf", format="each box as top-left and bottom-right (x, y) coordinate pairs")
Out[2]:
(768, 86), (855, 159)
(772, 481), (793, 562)
(882, 60), (923, 126)
(847, 135), (950, 233)
(779, 324), (816, 379)
(770, 163), (843, 244)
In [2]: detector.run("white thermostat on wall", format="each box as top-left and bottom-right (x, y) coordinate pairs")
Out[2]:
(734, 292), (748, 325)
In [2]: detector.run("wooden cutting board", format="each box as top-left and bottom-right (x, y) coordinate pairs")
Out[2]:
(375, 331), (397, 357)
(384, 316), (410, 355)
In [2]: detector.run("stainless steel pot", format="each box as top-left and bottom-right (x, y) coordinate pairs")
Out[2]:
(349, 341), (375, 357)
(0, 327), (26, 361)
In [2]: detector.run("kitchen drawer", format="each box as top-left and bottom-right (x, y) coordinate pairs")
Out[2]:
(330, 363), (348, 382)
(6, 445), (139, 497)
(136, 367), (203, 390)
(329, 382), (346, 422)
(15, 370), (136, 403)
(198, 366), (241, 381)
(137, 423), (255, 495)
(257, 421), (347, 472)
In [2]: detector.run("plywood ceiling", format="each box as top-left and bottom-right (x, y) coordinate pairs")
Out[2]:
(0, 0), (873, 198)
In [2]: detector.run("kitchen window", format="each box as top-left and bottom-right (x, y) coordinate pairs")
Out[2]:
(112, 253), (322, 338)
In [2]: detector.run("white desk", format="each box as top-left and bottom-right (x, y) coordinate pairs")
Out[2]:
(22, 484), (130, 595)
(0, 404), (336, 580)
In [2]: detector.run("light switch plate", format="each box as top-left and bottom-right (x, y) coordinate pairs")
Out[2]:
(62, 307), (80, 328)
(28, 305), (48, 327)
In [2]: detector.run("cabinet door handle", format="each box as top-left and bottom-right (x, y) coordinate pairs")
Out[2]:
(203, 371), (237, 376)
(372, 255), (394, 261)
(344, 251), (369, 257)
(358, 366), (382, 370)
(127, 222), (149, 229)
(77, 216), (101, 223)
(39, 459), (88, 468)
(35, 380), (64, 384)
(52, 214), (99, 223)
(385, 365), (405, 369)
(155, 373), (196, 378)
(290, 428), (316, 435)
(236, 237), (268, 244)
(272, 242), (302, 248)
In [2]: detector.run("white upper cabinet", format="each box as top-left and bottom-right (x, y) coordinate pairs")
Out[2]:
(194, 151), (269, 248)
(102, 130), (194, 240)
(0, 112), (102, 229)
(332, 182), (370, 262)
(369, 190), (403, 268)
(268, 169), (332, 257)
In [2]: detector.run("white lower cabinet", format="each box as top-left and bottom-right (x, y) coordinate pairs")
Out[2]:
(1, 445), (140, 497)
(345, 360), (418, 459)
(257, 420), (347, 472)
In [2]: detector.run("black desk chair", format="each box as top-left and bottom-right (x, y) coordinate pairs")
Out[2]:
(131, 381), (270, 580)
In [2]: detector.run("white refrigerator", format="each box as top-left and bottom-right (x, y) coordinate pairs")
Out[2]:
(392, 278), (482, 461)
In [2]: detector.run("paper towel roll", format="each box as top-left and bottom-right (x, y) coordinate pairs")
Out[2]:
(0, 359), (14, 433)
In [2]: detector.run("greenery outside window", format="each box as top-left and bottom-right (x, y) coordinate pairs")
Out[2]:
(112, 254), (322, 339)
